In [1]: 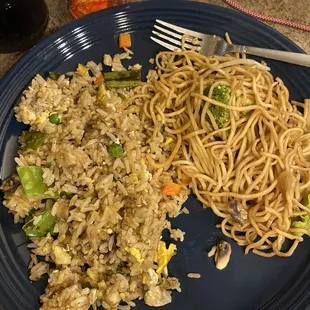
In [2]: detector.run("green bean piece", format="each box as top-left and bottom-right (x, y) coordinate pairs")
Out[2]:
(24, 131), (48, 150)
(103, 70), (141, 81)
(106, 80), (141, 89)
(22, 200), (56, 237)
(16, 166), (49, 197)
(24, 208), (36, 224)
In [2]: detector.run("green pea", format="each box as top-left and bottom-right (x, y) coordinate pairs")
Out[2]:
(109, 143), (124, 158)
(48, 113), (61, 125)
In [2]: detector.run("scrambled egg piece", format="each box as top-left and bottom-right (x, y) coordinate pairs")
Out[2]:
(77, 63), (89, 75)
(125, 246), (144, 263)
(87, 268), (99, 282)
(105, 228), (113, 234)
(34, 112), (49, 125)
(163, 137), (174, 146)
(129, 173), (140, 184)
(155, 241), (176, 275)
(20, 106), (36, 123)
(97, 84), (110, 105)
(52, 245), (71, 265)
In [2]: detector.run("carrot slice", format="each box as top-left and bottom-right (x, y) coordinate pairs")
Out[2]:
(119, 33), (132, 48)
(162, 183), (182, 197)
(94, 72), (103, 85)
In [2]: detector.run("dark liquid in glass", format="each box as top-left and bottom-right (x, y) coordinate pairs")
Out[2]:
(0, 0), (49, 53)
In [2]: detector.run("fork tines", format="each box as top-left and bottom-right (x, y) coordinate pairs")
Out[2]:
(151, 19), (203, 52)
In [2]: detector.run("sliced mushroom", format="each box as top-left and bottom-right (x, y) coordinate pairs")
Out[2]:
(144, 286), (172, 307)
(53, 200), (70, 220)
(277, 171), (297, 199)
(214, 240), (232, 270)
(228, 200), (247, 225)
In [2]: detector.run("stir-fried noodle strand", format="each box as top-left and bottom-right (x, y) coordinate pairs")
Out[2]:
(134, 48), (310, 257)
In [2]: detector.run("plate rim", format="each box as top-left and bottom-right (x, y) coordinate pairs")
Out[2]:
(0, 1), (309, 310)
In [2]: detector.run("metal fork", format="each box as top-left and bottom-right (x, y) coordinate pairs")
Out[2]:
(151, 19), (310, 68)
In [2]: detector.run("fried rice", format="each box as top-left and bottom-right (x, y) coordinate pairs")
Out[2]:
(1, 57), (189, 309)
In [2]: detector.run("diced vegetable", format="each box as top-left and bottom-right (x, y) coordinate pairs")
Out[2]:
(291, 194), (310, 234)
(48, 72), (62, 80)
(48, 113), (61, 125)
(103, 70), (141, 81)
(22, 200), (56, 237)
(24, 131), (48, 150)
(97, 84), (107, 105)
(118, 93), (127, 101)
(204, 84), (231, 129)
(94, 72), (103, 85)
(17, 166), (49, 197)
(155, 241), (176, 275)
(119, 33), (132, 48)
(163, 137), (174, 146)
(206, 84), (231, 104)
(161, 183), (181, 197)
(109, 143), (124, 158)
(77, 63), (89, 75)
(60, 191), (74, 199)
(179, 173), (191, 185)
(291, 215), (310, 231)
(53, 245), (71, 265)
(25, 208), (36, 224)
(103, 69), (141, 89)
(125, 246), (144, 263)
(106, 80), (141, 89)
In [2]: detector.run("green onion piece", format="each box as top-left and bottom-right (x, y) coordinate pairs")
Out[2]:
(48, 113), (61, 125)
(17, 166), (49, 197)
(109, 143), (124, 158)
(24, 131), (48, 150)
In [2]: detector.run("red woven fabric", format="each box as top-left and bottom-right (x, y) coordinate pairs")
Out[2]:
(223, 0), (310, 32)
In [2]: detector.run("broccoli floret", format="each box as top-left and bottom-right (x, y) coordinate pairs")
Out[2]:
(204, 84), (231, 129)
(208, 84), (231, 104)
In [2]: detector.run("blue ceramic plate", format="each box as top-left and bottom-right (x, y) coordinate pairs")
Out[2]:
(1, 1), (310, 310)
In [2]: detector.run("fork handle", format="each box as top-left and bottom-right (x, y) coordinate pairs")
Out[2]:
(232, 45), (310, 67)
